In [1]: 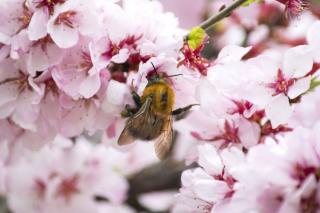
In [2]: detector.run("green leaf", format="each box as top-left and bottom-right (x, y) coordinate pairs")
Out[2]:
(308, 77), (320, 92)
(187, 27), (206, 51)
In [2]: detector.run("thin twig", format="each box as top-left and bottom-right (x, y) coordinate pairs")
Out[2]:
(199, 0), (248, 31)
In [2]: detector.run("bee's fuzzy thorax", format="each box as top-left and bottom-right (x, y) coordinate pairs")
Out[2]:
(141, 81), (175, 116)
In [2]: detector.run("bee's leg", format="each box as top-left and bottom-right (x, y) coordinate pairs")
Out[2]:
(131, 91), (142, 108)
(172, 104), (199, 120)
(130, 80), (142, 108)
(121, 104), (138, 118)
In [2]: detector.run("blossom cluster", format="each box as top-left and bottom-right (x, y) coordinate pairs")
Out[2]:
(0, 0), (183, 211)
(173, 20), (320, 213)
(1, 0), (320, 212)
(0, 0), (186, 146)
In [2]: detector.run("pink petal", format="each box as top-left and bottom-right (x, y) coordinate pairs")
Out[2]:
(194, 179), (229, 203)
(0, 83), (18, 107)
(217, 45), (252, 64)
(79, 72), (101, 98)
(197, 144), (223, 175)
(46, 42), (65, 66)
(0, 101), (16, 119)
(307, 21), (320, 46)
(28, 45), (49, 73)
(283, 46), (313, 78)
(28, 10), (48, 41)
(106, 80), (128, 105)
(238, 118), (260, 148)
(78, 9), (100, 36)
(111, 48), (129, 63)
(47, 20), (79, 48)
(288, 76), (311, 99)
(265, 94), (292, 128)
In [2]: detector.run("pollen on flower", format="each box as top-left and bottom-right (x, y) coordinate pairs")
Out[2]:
(80, 52), (93, 72)
(178, 42), (210, 76)
(35, 0), (66, 15)
(286, 0), (309, 18)
(0, 71), (30, 93)
(228, 99), (254, 116)
(34, 179), (46, 199)
(17, 3), (32, 31)
(32, 35), (55, 53)
(260, 121), (293, 139)
(191, 120), (241, 149)
(292, 164), (319, 184)
(56, 175), (80, 202)
(301, 190), (319, 213)
(54, 11), (77, 28)
(267, 70), (294, 96)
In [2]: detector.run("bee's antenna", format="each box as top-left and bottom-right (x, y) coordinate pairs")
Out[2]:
(150, 62), (159, 75)
(166, 74), (183, 78)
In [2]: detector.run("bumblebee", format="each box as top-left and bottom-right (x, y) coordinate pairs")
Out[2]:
(118, 67), (196, 159)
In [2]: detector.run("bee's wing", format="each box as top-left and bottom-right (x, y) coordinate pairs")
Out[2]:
(154, 116), (173, 160)
(118, 97), (153, 145)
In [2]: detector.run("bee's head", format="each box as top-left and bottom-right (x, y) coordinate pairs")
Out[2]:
(146, 70), (162, 83)
(146, 63), (165, 84)
(146, 62), (183, 85)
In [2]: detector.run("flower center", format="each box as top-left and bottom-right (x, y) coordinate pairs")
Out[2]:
(267, 70), (294, 96)
(56, 175), (80, 202)
(34, 179), (46, 199)
(54, 11), (77, 28)
(35, 0), (66, 15)
(79, 52), (93, 72)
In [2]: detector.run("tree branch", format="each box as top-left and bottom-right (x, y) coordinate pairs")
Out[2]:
(126, 159), (196, 213)
(199, 0), (248, 31)
(0, 196), (11, 213)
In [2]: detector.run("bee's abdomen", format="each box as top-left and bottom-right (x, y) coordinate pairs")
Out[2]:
(129, 115), (164, 140)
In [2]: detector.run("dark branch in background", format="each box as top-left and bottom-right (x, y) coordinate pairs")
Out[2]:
(0, 196), (11, 213)
(126, 159), (196, 213)
(123, 132), (196, 212)
(199, 0), (248, 31)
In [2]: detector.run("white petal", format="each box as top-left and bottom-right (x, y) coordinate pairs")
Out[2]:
(248, 55), (279, 80)
(46, 42), (65, 65)
(194, 179), (229, 203)
(265, 95), (292, 128)
(0, 101), (16, 119)
(0, 83), (18, 107)
(78, 9), (100, 36)
(47, 19), (79, 48)
(238, 118), (260, 148)
(106, 80), (128, 105)
(28, 10), (48, 40)
(217, 45), (252, 63)
(296, 175), (317, 198)
(307, 21), (320, 46)
(283, 46), (313, 78)
(197, 144), (223, 175)
(311, 47), (320, 63)
(28, 45), (49, 72)
(288, 76), (311, 99)
(111, 49), (129, 63)
(79, 73), (101, 98)
(220, 147), (246, 174)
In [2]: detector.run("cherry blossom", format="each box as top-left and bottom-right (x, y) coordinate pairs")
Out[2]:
(1, 0), (320, 212)
(6, 137), (128, 213)
(0, 58), (44, 131)
(47, 0), (103, 48)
